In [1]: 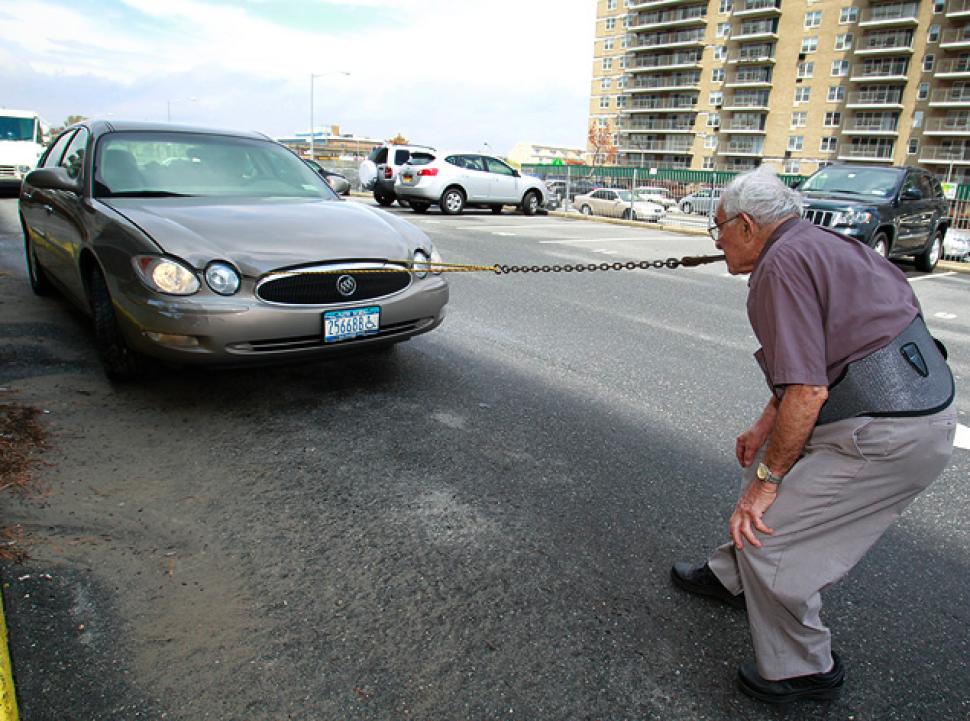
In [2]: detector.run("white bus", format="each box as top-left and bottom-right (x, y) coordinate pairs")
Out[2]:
(0, 109), (48, 189)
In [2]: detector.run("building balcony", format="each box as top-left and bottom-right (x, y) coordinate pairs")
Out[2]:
(717, 139), (765, 156)
(628, 29), (706, 51)
(836, 143), (895, 161)
(629, 6), (706, 31)
(854, 31), (914, 55)
(627, 52), (703, 73)
(625, 97), (699, 112)
(732, 0), (782, 18)
(628, 73), (701, 92)
(858, 3), (919, 27)
(622, 120), (697, 133)
(918, 145), (970, 163)
(923, 116), (970, 135)
(935, 57), (970, 78)
(724, 158), (761, 171)
(947, 0), (970, 18)
(627, 0), (691, 10)
(928, 88), (970, 106)
(730, 21), (779, 42)
(720, 124), (767, 134)
(849, 61), (909, 82)
(841, 118), (900, 135)
(727, 46), (776, 64)
(722, 94), (771, 110)
(724, 69), (772, 87)
(619, 140), (695, 153)
(939, 26), (970, 48)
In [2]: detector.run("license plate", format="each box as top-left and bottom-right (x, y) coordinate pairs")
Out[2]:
(403, 173), (413, 183)
(323, 306), (380, 343)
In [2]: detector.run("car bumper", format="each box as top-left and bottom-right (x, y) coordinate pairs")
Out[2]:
(394, 183), (444, 203)
(111, 276), (449, 365)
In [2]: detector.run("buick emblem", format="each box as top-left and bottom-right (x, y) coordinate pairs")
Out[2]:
(336, 274), (357, 297)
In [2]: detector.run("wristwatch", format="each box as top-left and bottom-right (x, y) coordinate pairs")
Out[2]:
(756, 462), (785, 486)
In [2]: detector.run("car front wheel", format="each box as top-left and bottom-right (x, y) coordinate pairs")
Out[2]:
(915, 230), (943, 273)
(622, 208), (637, 221)
(681, 202), (693, 214)
(89, 266), (144, 381)
(521, 191), (540, 216)
(440, 187), (465, 215)
(580, 205), (593, 216)
(374, 190), (395, 207)
(870, 231), (890, 259)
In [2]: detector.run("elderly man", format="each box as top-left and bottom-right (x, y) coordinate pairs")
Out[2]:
(671, 166), (956, 703)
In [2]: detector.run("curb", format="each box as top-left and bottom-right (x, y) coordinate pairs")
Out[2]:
(0, 586), (18, 721)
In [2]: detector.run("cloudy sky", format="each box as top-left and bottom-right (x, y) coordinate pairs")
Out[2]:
(0, 0), (597, 153)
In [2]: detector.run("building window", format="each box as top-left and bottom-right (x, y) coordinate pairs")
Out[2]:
(605, 17), (616, 30)
(839, 7), (858, 24)
(797, 61), (814, 78)
(805, 11), (822, 28)
(623, 15), (632, 28)
(604, 38), (614, 51)
(791, 112), (807, 127)
(603, 58), (613, 71)
(714, 46), (728, 61)
(835, 33), (853, 51)
(824, 111), (841, 127)
(928, 25), (940, 43)
(831, 60), (849, 76)
(607, 0), (617, 9)
(801, 37), (819, 53)
(908, 139), (919, 154)
(719, 0), (732, 13)
(717, 22), (731, 38)
(784, 159), (801, 174)
(705, 134), (718, 149)
(788, 136), (804, 151)
(621, 37), (629, 49)
(616, 95), (627, 108)
(933, 0), (945, 11)
(599, 96), (611, 109)
(820, 137), (838, 152)
(794, 87), (811, 103)
(600, 78), (612, 89)
(923, 55), (935, 72)
(617, 76), (627, 88)
(619, 56), (627, 69)
(706, 112), (720, 127)
(703, 156), (716, 169)
(827, 86), (845, 102)
(710, 91), (723, 106)
(598, 118), (609, 128)
(712, 68), (725, 82)
(917, 82), (930, 100)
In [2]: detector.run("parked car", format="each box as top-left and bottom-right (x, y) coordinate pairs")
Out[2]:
(394, 151), (549, 215)
(303, 159), (350, 195)
(573, 188), (665, 222)
(19, 120), (449, 379)
(679, 187), (722, 215)
(944, 229), (969, 261)
(546, 178), (598, 203)
(635, 186), (677, 210)
(359, 142), (435, 207)
(798, 163), (950, 272)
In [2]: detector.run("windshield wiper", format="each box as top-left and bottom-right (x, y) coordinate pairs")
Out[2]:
(105, 190), (195, 198)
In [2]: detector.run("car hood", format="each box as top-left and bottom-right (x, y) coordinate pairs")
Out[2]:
(101, 197), (425, 276)
(799, 191), (884, 210)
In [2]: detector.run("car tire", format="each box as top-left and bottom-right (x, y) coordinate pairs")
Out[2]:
(88, 266), (144, 381)
(915, 230), (943, 273)
(521, 191), (540, 216)
(870, 231), (890, 259)
(23, 221), (52, 296)
(681, 202), (693, 215)
(410, 202), (430, 214)
(490, 205), (503, 214)
(397, 198), (410, 208)
(580, 205), (593, 216)
(622, 208), (637, 221)
(440, 187), (465, 215)
(374, 190), (395, 207)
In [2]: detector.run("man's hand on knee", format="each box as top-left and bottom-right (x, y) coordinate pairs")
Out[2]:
(730, 479), (777, 550)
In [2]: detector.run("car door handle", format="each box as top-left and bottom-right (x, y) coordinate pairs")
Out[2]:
(43, 204), (54, 215)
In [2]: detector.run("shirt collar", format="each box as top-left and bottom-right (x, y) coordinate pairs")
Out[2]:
(749, 216), (801, 279)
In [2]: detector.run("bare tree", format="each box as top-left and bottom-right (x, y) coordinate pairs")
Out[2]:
(587, 120), (618, 166)
(387, 133), (409, 145)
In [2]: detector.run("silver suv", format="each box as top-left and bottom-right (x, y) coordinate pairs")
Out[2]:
(359, 142), (435, 207)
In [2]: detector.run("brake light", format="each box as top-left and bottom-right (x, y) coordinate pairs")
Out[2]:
(384, 167), (393, 179)
(418, 168), (439, 177)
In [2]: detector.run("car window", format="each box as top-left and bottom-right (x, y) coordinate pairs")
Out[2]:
(41, 130), (77, 169)
(367, 146), (387, 163)
(93, 132), (337, 199)
(59, 127), (89, 180)
(592, 190), (605, 199)
(459, 155), (485, 171)
(484, 157), (515, 176)
(393, 149), (410, 165)
(407, 152), (435, 166)
(900, 174), (921, 199)
(916, 174), (936, 199)
(929, 175), (944, 199)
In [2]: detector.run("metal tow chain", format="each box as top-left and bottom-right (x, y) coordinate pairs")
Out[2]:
(282, 255), (725, 276)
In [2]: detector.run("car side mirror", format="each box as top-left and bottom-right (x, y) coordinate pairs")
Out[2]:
(25, 167), (82, 193)
(512, 170), (520, 177)
(901, 187), (922, 201)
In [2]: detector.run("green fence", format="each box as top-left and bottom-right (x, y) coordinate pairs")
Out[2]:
(522, 164), (806, 189)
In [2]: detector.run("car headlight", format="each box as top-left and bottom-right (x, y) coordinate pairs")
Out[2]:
(205, 261), (241, 295)
(430, 246), (443, 275)
(132, 256), (200, 295)
(833, 210), (873, 226)
(413, 249), (431, 279)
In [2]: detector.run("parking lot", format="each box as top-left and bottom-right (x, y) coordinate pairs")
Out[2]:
(1, 193), (969, 721)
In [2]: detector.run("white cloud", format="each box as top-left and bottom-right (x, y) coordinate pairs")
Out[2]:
(0, 0), (596, 151)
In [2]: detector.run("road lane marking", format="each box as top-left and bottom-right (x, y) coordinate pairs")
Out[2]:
(956, 423), (970, 451)
(934, 312), (958, 319)
(493, 232), (517, 236)
(459, 224), (568, 231)
(539, 237), (663, 244)
(909, 272), (956, 282)
(592, 249), (619, 255)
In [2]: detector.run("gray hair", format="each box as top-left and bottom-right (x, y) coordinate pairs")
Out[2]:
(719, 165), (802, 225)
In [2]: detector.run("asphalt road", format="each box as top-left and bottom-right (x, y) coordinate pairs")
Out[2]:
(0, 193), (967, 721)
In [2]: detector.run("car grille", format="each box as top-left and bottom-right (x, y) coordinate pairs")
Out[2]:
(0, 166), (17, 179)
(803, 209), (835, 227)
(256, 263), (412, 305)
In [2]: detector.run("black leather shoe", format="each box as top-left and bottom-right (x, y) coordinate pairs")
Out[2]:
(737, 652), (845, 704)
(670, 562), (745, 609)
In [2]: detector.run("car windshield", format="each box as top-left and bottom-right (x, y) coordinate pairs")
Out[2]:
(800, 167), (899, 198)
(616, 191), (635, 202)
(94, 132), (336, 199)
(0, 116), (35, 142)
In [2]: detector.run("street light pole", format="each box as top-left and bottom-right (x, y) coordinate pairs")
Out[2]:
(309, 71), (350, 161)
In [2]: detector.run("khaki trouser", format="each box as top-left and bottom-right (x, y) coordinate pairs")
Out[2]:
(708, 407), (957, 680)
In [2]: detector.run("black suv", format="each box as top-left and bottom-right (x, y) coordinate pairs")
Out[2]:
(798, 164), (949, 272)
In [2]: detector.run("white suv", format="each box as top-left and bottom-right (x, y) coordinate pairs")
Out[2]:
(359, 143), (435, 207)
(394, 151), (548, 215)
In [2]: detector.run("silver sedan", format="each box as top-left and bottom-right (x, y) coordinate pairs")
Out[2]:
(20, 120), (448, 379)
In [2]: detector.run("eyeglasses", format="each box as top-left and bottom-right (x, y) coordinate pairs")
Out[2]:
(707, 214), (741, 241)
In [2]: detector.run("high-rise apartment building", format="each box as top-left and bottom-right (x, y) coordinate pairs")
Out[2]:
(588, 0), (970, 182)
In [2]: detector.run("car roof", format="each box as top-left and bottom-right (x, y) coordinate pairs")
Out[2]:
(72, 118), (272, 141)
